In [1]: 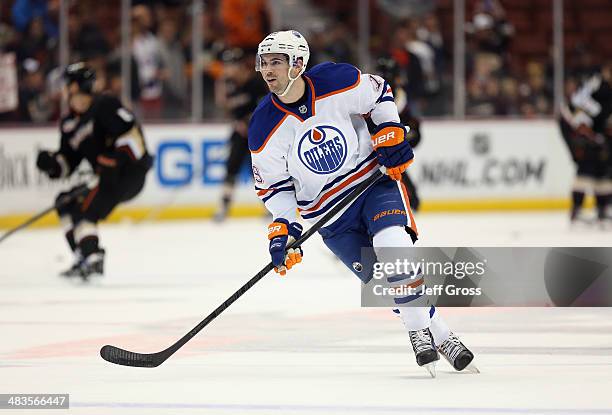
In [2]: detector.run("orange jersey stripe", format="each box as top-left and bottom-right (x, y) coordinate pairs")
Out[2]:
(299, 159), (378, 213)
(396, 277), (424, 292)
(315, 72), (361, 100)
(250, 113), (289, 154)
(81, 186), (99, 212)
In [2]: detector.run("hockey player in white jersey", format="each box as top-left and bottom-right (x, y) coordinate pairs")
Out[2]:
(249, 30), (475, 376)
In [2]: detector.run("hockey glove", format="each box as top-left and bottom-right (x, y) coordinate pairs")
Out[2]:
(371, 122), (414, 181)
(268, 218), (303, 276)
(36, 150), (62, 179)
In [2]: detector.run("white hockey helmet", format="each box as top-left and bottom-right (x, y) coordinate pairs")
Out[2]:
(256, 30), (310, 72)
(256, 30), (309, 96)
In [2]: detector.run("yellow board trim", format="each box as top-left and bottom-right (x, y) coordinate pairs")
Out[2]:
(420, 197), (595, 212)
(0, 197), (595, 229)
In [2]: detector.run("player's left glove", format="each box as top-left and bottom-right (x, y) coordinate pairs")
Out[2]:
(268, 218), (303, 276)
(371, 122), (414, 181)
(36, 150), (62, 179)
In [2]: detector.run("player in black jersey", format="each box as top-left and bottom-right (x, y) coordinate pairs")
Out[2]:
(561, 63), (612, 225)
(214, 49), (269, 221)
(36, 63), (153, 278)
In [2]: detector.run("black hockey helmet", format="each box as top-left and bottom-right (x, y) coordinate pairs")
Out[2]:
(64, 62), (95, 94)
(375, 56), (399, 82)
(221, 48), (246, 63)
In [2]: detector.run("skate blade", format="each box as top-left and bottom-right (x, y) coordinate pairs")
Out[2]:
(424, 361), (437, 378)
(465, 363), (480, 374)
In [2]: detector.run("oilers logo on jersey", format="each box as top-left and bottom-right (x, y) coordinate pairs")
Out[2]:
(298, 125), (348, 175)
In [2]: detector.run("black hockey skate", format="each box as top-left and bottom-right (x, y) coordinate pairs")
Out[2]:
(78, 249), (105, 280)
(409, 328), (439, 377)
(60, 260), (84, 277)
(437, 332), (479, 373)
(60, 251), (84, 278)
(213, 206), (229, 223)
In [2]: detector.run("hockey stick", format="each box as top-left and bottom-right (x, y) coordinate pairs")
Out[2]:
(0, 183), (93, 245)
(100, 169), (385, 367)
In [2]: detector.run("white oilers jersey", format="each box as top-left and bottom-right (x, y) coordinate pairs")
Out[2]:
(248, 62), (400, 225)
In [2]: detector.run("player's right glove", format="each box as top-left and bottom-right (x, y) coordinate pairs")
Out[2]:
(36, 150), (62, 179)
(371, 122), (414, 181)
(268, 218), (303, 276)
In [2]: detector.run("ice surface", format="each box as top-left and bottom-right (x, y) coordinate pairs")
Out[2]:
(1, 212), (611, 414)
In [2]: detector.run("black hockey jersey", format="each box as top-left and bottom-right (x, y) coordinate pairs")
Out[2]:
(226, 76), (268, 122)
(571, 74), (612, 135)
(56, 94), (151, 176)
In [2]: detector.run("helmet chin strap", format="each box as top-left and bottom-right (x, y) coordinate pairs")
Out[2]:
(277, 66), (304, 97)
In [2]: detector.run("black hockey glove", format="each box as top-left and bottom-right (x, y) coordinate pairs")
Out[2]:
(36, 151), (62, 179)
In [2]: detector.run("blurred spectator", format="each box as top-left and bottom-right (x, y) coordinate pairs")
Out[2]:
(376, 0), (434, 19)
(157, 18), (187, 118)
(0, 52), (19, 120)
(387, 24), (425, 115)
(15, 16), (54, 67)
(416, 13), (445, 83)
(131, 4), (164, 118)
(567, 45), (599, 83)
(464, 1), (533, 117)
(0, 15), (17, 53)
(68, 10), (110, 62)
(405, 19), (439, 97)
(306, 23), (331, 67)
(468, 0), (514, 57)
(220, 0), (270, 50)
(183, 6), (226, 118)
(105, 56), (141, 102)
(467, 77), (502, 117)
(17, 58), (55, 122)
(11, 0), (59, 40)
(499, 77), (520, 116)
(308, 21), (355, 67)
(325, 23), (355, 64)
(518, 61), (552, 117)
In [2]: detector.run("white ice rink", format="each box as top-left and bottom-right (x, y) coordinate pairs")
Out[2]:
(1, 211), (612, 415)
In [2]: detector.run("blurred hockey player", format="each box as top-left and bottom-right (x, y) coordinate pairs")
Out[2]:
(249, 30), (475, 375)
(36, 63), (152, 278)
(214, 48), (269, 222)
(561, 62), (612, 225)
(372, 56), (422, 211)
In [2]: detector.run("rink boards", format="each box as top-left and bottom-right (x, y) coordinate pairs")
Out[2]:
(0, 120), (576, 228)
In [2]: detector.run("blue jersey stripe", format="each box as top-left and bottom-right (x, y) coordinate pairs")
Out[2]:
(261, 185), (295, 203)
(376, 81), (390, 103)
(255, 177), (293, 191)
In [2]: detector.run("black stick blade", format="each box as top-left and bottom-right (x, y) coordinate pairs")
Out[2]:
(100, 345), (164, 368)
